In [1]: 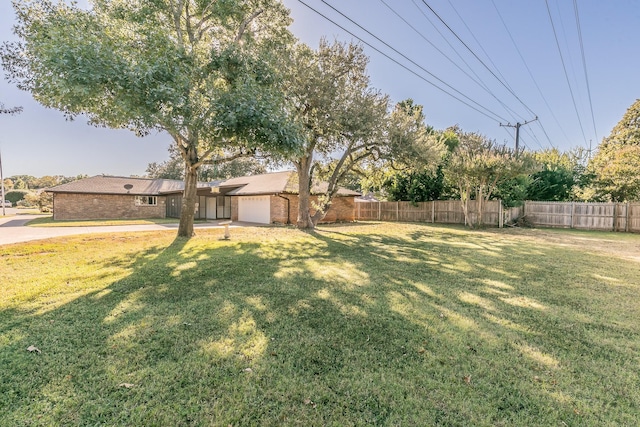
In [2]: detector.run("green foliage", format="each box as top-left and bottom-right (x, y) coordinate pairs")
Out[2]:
(8, 175), (35, 190)
(591, 145), (640, 201)
(5, 190), (30, 205)
(383, 168), (448, 203)
(7, 175), (87, 190)
(524, 148), (588, 202)
(444, 131), (536, 226)
(494, 175), (530, 207)
(2, 178), (14, 191)
(18, 191), (53, 212)
(286, 40), (389, 227)
(145, 158), (185, 180)
(146, 146), (266, 180)
(385, 99), (445, 170)
(2, 0), (302, 236)
(33, 191), (53, 212)
(601, 98), (640, 149)
(379, 123), (459, 202)
(589, 99), (640, 201)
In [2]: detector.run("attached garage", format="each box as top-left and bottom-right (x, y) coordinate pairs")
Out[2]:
(237, 195), (271, 224)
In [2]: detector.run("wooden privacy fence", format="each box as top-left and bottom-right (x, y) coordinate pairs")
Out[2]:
(523, 201), (640, 232)
(356, 200), (504, 227)
(355, 200), (640, 232)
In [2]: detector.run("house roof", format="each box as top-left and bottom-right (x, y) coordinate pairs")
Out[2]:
(221, 171), (293, 195)
(47, 172), (361, 197)
(47, 175), (205, 195)
(220, 171), (360, 196)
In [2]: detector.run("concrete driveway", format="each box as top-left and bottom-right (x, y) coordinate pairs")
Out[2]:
(0, 215), (244, 245)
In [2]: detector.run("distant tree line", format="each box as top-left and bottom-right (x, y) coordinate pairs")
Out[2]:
(361, 98), (640, 213)
(3, 175), (86, 211)
(4, 174), (88, 191)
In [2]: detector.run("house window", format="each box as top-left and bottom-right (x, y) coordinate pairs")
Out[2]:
(135, 196), (158, 206)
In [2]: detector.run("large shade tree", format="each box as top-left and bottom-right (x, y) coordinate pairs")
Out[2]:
(590, 99), (640, 201)
(285, 40), (389, 229)
(2, 0), (301, 236)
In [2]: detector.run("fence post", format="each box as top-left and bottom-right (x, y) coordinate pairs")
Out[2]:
(432, 201), (435, 223)
(626, 202), (630, 233)
(378, 201), (381, 221)
(570, 202), (575, 229)
(613, 203), (617, 232)
(397, 201), (399, 222)
(499, 200), (503, 228)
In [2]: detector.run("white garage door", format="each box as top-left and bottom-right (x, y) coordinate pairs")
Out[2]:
(238, 196), (271, 224)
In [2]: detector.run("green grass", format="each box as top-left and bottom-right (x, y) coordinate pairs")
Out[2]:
(26, 216), (185, 227)
(1, 223), (639, 426)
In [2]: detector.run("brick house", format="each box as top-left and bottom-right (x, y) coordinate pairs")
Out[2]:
(47, 171), (359, 224)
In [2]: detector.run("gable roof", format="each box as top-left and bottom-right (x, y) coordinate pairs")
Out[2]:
(221, 171), (360, 196)
(47, 172), (360, 197)
(221, 171), (292, 195)
(47, 175), (196, 195)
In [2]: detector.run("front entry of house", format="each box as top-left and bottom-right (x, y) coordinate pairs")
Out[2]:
(201, 195), (231, 220)
(206, 197), (217, 219)
(166, 195), (231, 220)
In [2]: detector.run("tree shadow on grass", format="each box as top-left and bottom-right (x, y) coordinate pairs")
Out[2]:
(1, 224), (640, 426)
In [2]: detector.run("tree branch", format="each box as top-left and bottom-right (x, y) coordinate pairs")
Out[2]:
(196, 149), (253, 168)
(194, 0), (217, 36)
(184, 0), (195, 46)
(235, 10), (263, 43)
(169, 0), (185, 48)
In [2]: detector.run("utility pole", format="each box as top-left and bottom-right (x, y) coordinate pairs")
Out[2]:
(500, 117), (538, 152)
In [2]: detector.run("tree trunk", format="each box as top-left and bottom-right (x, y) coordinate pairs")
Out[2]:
(459, 185), (470, 227)
(296, 155), (314, 229)
(477, 187), (484, 227)
(310, 194), (331, 226)
(178, 161), (199, 237)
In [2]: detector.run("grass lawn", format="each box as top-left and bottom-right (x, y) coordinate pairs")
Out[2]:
(1, 223), (639, 426)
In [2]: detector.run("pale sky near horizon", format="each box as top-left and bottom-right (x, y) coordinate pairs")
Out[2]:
(1, 0), (639, 178)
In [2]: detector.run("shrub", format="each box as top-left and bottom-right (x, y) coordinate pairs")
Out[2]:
(4, 190), (30, 205)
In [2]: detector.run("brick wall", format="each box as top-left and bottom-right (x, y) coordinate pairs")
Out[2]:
(270, 195), (289, 223)
(271, 194), (355, 224)
(53, 193), (166, 220)
(316, 196), (355, 223)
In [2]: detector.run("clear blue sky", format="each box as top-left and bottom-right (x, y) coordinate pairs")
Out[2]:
(1, 0), (639, 177)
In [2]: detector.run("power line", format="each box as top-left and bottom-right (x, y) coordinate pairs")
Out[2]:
(296, 0), (509, 123)
(544, 0), (588, 146)
(418, 0), (537, 117)
(521, 123), (546, 151)
(316, 0), (509, 122)
(490, 0), (565, 149)
(573, 0), (598, 143)
(390, 0), (518, 127)
(409, 0), (489, 94)
(445, 0), (517, 101)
